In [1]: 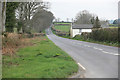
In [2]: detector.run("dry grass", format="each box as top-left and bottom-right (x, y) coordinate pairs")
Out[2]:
(2, 33), (45, 56)
(3, 36), (78, 78)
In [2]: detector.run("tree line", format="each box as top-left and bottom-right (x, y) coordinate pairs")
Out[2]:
(74, 10), (108, 28)
(0, 1), (54, 33)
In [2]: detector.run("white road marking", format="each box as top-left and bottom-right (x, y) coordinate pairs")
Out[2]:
(92, 47), (119, 56)
(93, 47), (103, 51)
(87, 46), (91, 47)
(102, 51), (119, 56)
(102, 51), (109, 54)
(78, 63), (86, 71)
(93, 47), (99, 50)
(98, 48), (103, 51)
(114, 54), (120, 56)
(72, 42), (119, 56)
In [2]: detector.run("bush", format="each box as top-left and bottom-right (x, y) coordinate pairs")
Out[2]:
(2, 33), (46, 55)
(90, 28), (118, 42)
(74, 35), (84, 40)
(23, 33), (46, 38)
(75, 28), (119, 43)
(2, 33), (22, 55)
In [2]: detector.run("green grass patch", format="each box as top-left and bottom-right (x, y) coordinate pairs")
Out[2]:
(54, 22), (71, 25)
(3, 36), (78, 78)
(54, 25), (71, 32)
(109, 27), (119, 28)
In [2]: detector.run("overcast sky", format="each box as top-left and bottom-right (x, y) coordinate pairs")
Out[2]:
(44, 0), (119, 21)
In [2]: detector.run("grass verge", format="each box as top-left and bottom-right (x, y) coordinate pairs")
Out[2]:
(72, 38), (119, 47)
(2, 36), (78, 78)
(52, 29), (119, 47)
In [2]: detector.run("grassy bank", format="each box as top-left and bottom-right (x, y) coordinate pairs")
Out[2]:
(73, 36), (118, 47)
(3, 36), (78, 78)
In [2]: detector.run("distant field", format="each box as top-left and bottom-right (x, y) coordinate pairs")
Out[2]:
(54, 25), (71, 32)
(109, 27), (119, 28)
(54, 22), (71, 25)
(54, 23), (71, 32)
(109, 24), (118, 27)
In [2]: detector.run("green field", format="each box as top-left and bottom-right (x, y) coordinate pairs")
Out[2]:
(54, 23), (71, 32)
(54, 25), (71, 32)
(3, 36), (78, 78)
(109, 27), (119, 28)
(54, 22), (71, 25)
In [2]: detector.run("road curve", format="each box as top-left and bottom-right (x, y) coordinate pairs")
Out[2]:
(46, 28), (118, 78)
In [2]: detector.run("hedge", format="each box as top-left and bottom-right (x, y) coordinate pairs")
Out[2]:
(74, 28), (119, 43)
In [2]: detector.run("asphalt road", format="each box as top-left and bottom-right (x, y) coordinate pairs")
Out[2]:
(46, 28), (119, 78)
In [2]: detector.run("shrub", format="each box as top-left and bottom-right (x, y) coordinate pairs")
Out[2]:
(90, 28), (118, 42)
(2, 32), (46, 55)
(74, 35), (84, 40)
(76, 28), (119, 43)
(2, 33), (22, 55)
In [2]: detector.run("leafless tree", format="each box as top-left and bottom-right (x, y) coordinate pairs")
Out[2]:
(16, 1), (50, 33)
(75, 10), (95, 24)
(66, 18), (69, 22)
(31, 10), (54, 32)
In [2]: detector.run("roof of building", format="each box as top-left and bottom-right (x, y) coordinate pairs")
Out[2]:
(72, 24), (93, 29)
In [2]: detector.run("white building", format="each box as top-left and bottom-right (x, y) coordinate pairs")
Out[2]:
(70, 24), (93, 38)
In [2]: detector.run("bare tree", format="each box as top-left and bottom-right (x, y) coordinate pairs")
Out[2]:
(66, 18), (69, 22)
(75, 10), (95, 24)
(71, 18), (74, 22)
(57, 18), (60, 22)
(31, 10), (54, 32)
(16, 1), (49, 33)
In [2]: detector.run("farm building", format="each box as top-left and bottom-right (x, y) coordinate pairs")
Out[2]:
(70, 24), (93, 38)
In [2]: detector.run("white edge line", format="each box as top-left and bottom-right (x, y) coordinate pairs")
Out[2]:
(114, 54), (120, 56)
(78, 63), (86, 71)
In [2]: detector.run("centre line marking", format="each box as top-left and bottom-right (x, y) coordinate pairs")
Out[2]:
(102, 51), (109, 54)
(98, 49), (103, 51)
(93, 47), (99, 49)
(102, 51), (119, 56)
(114, 54), (120, 56)
(87, 46), (91, 47)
